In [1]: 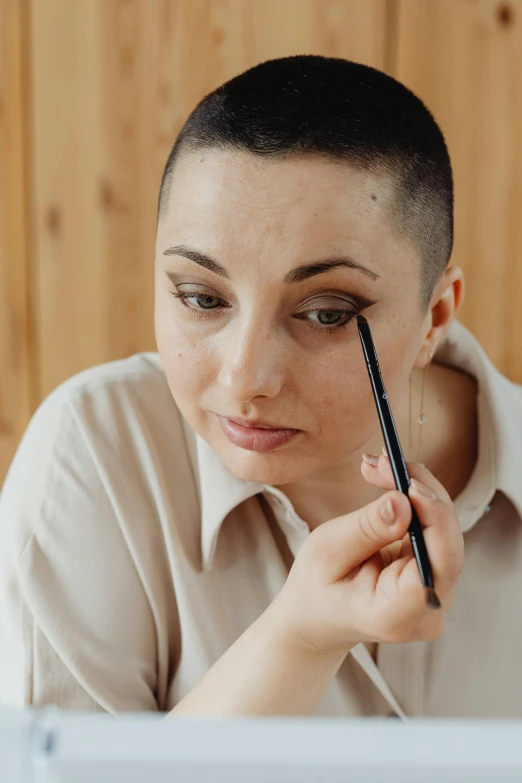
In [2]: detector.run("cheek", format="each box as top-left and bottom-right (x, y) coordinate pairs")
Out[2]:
(302, 338), (407, 442)
(155, 298), (201, 352)
(161, 347), (212, 399)
(296, 348), (371, 424)
(155, 318), (214, 407)
(155, 291), (213, 360)
(310, 375), (376, 434)
(377, 339), (414, 403)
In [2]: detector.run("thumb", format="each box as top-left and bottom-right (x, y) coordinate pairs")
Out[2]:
(320, 490), (412, 582)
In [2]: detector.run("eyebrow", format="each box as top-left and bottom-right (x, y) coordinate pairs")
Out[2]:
(162, 244), (381, 283)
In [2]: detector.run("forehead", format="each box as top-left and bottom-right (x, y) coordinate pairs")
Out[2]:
(156, 150), (415, 276)
(162, 148), (391, 218)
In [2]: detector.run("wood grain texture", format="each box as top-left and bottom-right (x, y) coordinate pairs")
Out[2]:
(29, 0), (116, 398)
(28, 0), (388, 400)
(0, 0), (33, 481)
(393, 0), (522, 381)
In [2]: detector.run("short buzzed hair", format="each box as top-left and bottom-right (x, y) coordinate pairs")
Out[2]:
(158, 54), (453, 313)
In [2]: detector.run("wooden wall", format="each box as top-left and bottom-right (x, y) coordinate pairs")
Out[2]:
(1, 0), (521, 481)
(1, 0), (34, 483)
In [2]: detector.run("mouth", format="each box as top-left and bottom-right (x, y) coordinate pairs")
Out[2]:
(222, 415), (296, 430)
(215, 414), (301, 452)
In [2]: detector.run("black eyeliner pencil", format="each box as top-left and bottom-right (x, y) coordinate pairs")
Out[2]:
(356, 314), (441, 610)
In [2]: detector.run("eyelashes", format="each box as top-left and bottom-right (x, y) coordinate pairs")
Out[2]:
(169, 291), (358, 335)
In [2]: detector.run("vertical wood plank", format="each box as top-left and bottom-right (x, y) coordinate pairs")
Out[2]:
(393, 0), (522, 382)
(0, 0), (33, 482)
(29, 0), (112, 397)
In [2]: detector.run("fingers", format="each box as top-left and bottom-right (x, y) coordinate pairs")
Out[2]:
(381, 536), (413, 563)
(398, 532), (413, 560)
(349, 550), (385, 593)
(361, 449), (451, 505)
(314, 489), (412, 583)
(361, 449), (464, 600)
(408, 489), (464, 594)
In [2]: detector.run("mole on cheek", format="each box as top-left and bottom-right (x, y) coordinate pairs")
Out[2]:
(178, 353), (182, 358)
(371, 194), (377, 201)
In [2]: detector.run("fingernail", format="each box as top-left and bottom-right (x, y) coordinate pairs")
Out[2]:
(380, 497), (396, 525)
(362, 452), (379, 466)
(382, 445), (388, 457)
(410, 478), (437, 499)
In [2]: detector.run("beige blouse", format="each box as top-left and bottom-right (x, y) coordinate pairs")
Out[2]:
(1, 319), (521, 718)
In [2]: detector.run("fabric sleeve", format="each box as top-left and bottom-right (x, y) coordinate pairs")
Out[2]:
(0, 387), (160, 713)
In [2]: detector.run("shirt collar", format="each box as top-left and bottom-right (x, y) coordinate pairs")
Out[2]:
(192, 319), (522, 571)
(434, 319), (522, 531)
(193, 432), (265, 570)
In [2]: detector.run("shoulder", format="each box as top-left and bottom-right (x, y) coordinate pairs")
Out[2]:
(14, 351), (186, 460)
(0, 354), (186, 712)
(0, 353), (196, 558)
(40, 351), (174, 419)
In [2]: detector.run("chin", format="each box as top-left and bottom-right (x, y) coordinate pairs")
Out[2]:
(217, 443), (317, 486)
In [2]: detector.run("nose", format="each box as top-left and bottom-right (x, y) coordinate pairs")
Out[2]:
(217, 319), (286, 402)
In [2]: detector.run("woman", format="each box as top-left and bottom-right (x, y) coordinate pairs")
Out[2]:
(1, 55), (521, 718)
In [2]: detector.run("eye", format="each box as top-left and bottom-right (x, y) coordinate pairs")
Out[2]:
(302, 308), (357, 332)
(307, 310), (356, 326)
(182, 293), (221, 310)
(294, 295), (360, 333)
(171, 291), (224, 313)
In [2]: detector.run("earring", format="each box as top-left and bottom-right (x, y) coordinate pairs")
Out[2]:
(409, 350), (433, 463)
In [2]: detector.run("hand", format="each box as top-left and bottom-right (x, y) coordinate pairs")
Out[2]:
(271, 452), (465, 658)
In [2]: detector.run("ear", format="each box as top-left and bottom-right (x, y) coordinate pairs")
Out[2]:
(414, 266), (465, 369)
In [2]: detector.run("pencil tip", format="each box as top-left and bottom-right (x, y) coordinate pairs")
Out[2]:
(356, 314), (368, 325)
(426, 587), (442, 609)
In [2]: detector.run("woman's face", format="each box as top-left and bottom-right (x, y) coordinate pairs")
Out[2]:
(155, 150), (428, 486)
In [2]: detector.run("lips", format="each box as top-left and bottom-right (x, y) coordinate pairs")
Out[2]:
(215, 415), (300, 452)
(225, 416), (292, 430)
